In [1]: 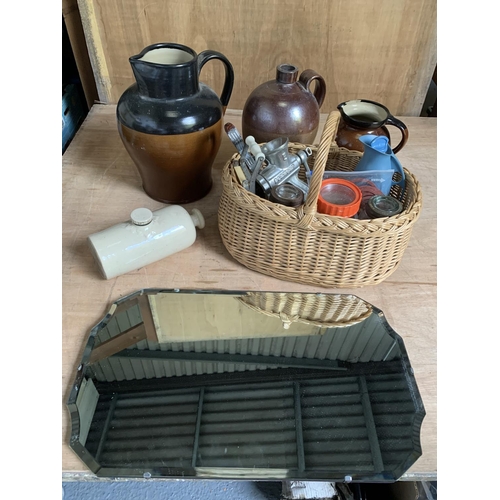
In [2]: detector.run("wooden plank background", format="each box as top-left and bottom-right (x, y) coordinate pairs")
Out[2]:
(77, 0), (436, 116)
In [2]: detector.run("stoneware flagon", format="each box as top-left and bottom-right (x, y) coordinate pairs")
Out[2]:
(242, 64), (326, 144)
(336, 99), (409, 154)
(117, 43), (234, 204)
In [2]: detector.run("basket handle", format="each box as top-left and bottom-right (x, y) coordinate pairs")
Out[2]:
(298, 111), (341, 227)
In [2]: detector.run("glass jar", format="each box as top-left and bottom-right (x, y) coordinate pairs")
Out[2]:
(364, 195), (403, 219)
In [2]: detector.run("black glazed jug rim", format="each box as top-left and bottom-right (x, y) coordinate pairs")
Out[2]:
(130, 42), (197, 68)
(337, 99), (391, 129)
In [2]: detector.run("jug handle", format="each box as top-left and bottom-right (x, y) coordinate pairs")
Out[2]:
(197, 50), (234, 115)
(385, 115), (409, 154)
(298, 70), (326, 108)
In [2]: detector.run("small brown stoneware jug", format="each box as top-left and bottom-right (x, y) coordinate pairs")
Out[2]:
(242, 64), (326, 144)
(117, 42), (234, 204)
(336, 99), (409, 153)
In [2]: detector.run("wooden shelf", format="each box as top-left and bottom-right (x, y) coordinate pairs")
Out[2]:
(62, 105), (436, 479)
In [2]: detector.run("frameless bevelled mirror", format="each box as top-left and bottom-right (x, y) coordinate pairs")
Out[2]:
(67, 289), (425, 481)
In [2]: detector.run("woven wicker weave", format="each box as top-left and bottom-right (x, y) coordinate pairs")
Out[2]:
(237, 292), (372, 329)
(218, 111), (423, 288)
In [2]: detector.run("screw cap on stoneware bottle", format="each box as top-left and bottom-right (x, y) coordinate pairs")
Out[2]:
(131, 208), (153, 225)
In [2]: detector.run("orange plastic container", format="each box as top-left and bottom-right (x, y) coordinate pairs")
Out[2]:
(317, 178), (362, 217)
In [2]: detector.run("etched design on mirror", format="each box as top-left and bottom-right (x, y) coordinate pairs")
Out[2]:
(67, 289), (425, 481)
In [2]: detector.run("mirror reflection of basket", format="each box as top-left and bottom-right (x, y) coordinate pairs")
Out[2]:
(218, 111), (422, 288)
(237, 292), (372, 329)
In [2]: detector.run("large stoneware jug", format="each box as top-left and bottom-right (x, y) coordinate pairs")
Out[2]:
(117, 43), (234, 204)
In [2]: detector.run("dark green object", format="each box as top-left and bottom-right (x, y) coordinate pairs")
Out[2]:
(366, 195), (403, 218)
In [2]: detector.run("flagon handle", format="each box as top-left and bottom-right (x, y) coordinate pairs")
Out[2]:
(197, 50), (235, 111)
(298, 111), (341, 227)
(298, 69), (326, 108)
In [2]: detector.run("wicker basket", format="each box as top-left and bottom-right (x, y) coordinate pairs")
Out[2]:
(237, 292), (372, 329)
(218, 111), (423, 288)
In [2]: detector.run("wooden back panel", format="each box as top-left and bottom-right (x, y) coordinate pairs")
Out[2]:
(78, 0), (436, 116)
